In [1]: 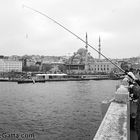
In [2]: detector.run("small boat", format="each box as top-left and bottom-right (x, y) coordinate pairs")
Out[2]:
(17, 79), (45, 84)
(0, 78), (9, 81)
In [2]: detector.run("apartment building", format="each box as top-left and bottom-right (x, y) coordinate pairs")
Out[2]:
(0, 59), (22, 72)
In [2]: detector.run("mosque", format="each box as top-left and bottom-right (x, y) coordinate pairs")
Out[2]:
(65, 33), (116, 74)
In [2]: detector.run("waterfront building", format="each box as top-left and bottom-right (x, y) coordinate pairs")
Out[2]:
(0, 59), (22, 72)
(89, 61), (116, 73)
(65, 64), (85, 74)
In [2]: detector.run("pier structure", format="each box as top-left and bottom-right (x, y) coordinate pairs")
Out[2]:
(93, 84), (130, 140)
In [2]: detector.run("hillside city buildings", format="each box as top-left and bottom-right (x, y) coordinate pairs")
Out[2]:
(0, 53), (140, 74)
(0, 35), (140, 74)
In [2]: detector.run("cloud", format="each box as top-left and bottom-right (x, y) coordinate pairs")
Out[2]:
(0, 0), (140, 58)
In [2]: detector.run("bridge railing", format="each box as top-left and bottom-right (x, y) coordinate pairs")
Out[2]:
(93, 85), (130, 140)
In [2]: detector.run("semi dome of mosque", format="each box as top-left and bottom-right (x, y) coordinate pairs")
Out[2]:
(74, 53), (81, 58)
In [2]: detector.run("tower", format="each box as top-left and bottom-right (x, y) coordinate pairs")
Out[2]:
(98, 36), (101, 60)
(85, 32), (88, 71)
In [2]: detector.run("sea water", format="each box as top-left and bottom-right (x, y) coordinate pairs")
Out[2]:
(0, 80), (120, 140)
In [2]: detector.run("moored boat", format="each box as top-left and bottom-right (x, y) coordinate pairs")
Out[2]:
(36, 73), (111, 81)
(17, 79), (45, 84)
(0, 78), (9, 81)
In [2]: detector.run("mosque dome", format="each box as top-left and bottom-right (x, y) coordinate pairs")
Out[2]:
(77, 48), (87, 56)
(66, 47), (95, 64)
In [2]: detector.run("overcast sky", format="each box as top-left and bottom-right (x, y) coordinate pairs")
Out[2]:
(0, 0), (140, 58)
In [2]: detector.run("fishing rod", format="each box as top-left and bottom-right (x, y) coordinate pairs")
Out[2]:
(23, 5), (125, 74)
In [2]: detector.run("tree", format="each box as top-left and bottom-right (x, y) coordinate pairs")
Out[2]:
(120, 62), (131, 71)
(41, 64), (52, 72)
(22, 66), (39, 72)
(58, 64), (66, 72)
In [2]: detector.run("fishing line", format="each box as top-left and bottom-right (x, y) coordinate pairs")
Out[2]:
(23, 5), (125, 74)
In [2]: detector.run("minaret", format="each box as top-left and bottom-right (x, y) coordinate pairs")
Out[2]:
(85, 32), (88, 50)
(98, 36), (101, 60)
(85, 32), (88, 71)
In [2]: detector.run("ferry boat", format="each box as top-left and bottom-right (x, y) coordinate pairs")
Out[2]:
(35, 73), (88, 81)
(17, 73), (123, 84)
(35, 73), (112, 81)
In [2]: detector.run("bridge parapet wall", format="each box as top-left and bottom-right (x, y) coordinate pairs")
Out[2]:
(93, 85), (130, 140)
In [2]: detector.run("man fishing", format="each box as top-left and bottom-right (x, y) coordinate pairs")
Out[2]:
(126, 70), (140, 139)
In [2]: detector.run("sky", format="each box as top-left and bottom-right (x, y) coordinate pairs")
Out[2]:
(0, 0), (140, 58)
